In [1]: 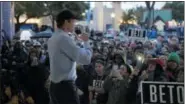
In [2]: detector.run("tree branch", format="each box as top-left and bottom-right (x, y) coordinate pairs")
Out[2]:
(151, 1), (155, 9)
(22, 18), (30, 24)
(15, 14), (21, 24)
(145, 1), (150, 9)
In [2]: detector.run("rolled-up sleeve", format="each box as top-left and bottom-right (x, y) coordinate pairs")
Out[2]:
(59, 36), (92, 65)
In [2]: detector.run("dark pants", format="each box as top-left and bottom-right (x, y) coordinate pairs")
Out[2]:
(49, 80), (80, 104)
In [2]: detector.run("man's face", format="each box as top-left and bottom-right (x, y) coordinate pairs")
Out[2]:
(65, 19), (75, 32)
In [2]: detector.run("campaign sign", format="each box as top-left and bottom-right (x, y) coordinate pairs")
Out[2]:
(128, 29), (147, 38)
(141, 81), (184, 104)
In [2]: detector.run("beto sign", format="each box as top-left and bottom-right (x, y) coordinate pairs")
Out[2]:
(141, 81), (184, 104)
(128, 29), (147, 38)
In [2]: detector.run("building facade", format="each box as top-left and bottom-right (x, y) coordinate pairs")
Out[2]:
(92, 2), (123, 31)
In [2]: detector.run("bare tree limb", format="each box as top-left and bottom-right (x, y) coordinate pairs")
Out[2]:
(22, 18), (30, 23)
(151, 1), (155, 9)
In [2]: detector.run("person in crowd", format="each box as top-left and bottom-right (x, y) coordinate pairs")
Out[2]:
(156, 34), (164, 54)
(165, 52), (181, 82)
(126, 58), (167, 104)
(12, 41), (27, 65)
(144, 41), (156, 56)
(104, 64), (132, 104)
(88, 58), (108, 104)
(76, 65), (91, 104)
(112, 53), (126, 70)
(25, 48), (49, 104)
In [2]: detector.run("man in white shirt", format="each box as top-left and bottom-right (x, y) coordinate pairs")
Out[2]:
(47, 10), (92, 104)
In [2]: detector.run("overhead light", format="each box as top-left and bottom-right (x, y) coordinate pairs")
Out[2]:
(82, 13), (86, 16)
(119, 19), (123, 23)
(111, 13), (115, 18)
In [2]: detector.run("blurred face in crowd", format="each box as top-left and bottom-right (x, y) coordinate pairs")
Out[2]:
(167, 61), (178, 70)
(34, 45), (41, 53)
(30, 52), (39, 66)
(95, 62), (104, 76)
(115, 55), (123, 64)
(170, 37), (178, 46)
(30, 52), (37, 59)
(103, 47), (109, 53)
(148, 42), (154, 49)
(161, 47), (168, 54)
(157, 36), (164, 42)
(180, 58), (184, 67)
(147, 62), (156, 72)
(25, 42), (32, 49)
(119, 65), (129, 77)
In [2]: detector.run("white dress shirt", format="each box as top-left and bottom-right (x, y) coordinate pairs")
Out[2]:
(47, 29), (92, 83)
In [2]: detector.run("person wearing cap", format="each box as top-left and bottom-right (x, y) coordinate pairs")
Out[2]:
(47, 10), (92, 104)
(165, 52), (181, 82)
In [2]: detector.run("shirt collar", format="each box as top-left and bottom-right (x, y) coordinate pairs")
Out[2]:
(56, 29), (69, 35)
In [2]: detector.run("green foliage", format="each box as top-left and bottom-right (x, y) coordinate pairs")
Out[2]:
(134, 6), (146, 23)
(122, 9), (135, 23)
(14, 2), (47, 23)
(163, 1), (184, 21)
(44, 1), (89, 20)
(14, 1), (89, 31)
(14, 1), (89, 23)
(122, 6), (146, 23)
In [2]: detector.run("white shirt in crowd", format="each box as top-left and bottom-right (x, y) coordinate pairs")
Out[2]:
(47, 29), (92, 83)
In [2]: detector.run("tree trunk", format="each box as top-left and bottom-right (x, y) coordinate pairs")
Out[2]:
(15, 16), (20, 33)
(147, 9), (152, 28)
(145, 1), (155, 29)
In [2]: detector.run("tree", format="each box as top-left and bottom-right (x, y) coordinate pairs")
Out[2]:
(43, 2), (89, 29)
(163, 2), (184, 21)
(145, 1), (155, 28)
(134, 6), (147, 24)
(14, 2), (48, 32)
(122, 9), (136, 24)
(14, 1), (89, 31)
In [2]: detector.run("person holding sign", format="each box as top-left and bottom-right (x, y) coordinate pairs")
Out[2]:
(127, 58), (167, 104)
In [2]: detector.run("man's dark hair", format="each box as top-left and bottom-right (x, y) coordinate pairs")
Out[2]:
(56, 9), (76, 28)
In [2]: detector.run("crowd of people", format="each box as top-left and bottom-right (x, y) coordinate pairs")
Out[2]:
(0, 30), (184, 104)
